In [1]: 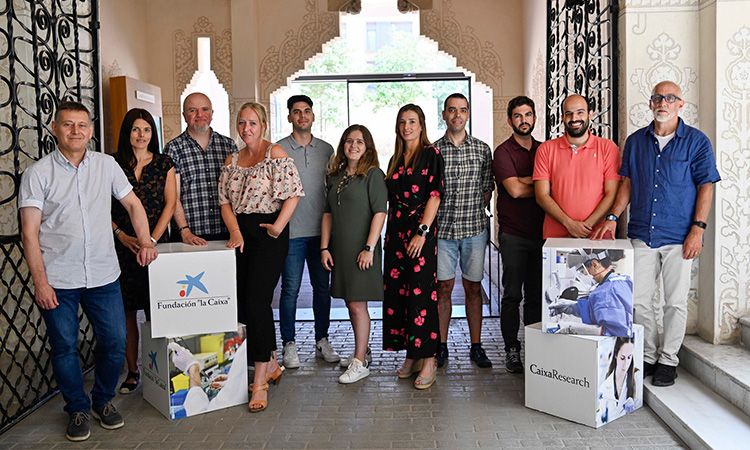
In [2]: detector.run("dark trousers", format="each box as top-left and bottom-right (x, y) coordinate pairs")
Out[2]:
(236, 212), (289, 363)
(499, 232), (543, 351)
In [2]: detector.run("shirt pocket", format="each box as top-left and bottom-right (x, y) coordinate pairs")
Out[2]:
(661, 152), (691, 187)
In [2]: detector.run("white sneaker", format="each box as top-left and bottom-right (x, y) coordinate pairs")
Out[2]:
(338, 358), (370, 384)
(282, 341), (300, 369)
(339, 347), (373, 368)
(315, 337), (341, 363)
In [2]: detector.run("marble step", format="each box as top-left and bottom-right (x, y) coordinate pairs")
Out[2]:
(679, 335), (750, 417)
(644, 370), (750, 450)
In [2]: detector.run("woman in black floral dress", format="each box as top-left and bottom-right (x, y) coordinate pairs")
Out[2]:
(383, 104), (444, 389)
(111, 108), (176, 394)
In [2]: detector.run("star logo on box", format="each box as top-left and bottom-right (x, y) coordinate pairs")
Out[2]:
(148, 350), (158, 373)
(176, 271), (209, 298)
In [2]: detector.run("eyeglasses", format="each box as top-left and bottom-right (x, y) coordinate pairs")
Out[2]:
(649, 94), (682, 104)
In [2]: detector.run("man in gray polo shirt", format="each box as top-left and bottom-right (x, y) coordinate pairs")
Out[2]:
(19, 101), (157, 441)
(276, 95), (339, 368)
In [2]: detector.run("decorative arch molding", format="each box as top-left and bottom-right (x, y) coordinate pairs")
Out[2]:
(421, 0), (505, 145)
(258, 0), (339, 101)
(174, 16), (233, 99)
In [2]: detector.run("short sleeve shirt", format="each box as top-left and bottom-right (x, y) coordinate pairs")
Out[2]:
(533, 133), (621, 238)
(432, 134), (493, 240)
(164, 130), (237, 236)
(277, 135), (334, 239)
(19, 150), (133, 289)
(492, 135), (544, 240)
(621, 119), (721, 247)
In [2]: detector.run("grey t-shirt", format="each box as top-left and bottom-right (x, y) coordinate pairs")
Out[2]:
(276, 135), (333, 239)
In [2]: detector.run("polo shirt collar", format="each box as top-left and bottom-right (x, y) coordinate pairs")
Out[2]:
(556, 131), (597, 150)
(646, 117), (686, 139)
(287, 134), (318, 150)
(509, 135), (539, 151)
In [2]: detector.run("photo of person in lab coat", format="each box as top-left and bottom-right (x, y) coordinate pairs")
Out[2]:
(547, 249), (633, 337)
(597, 336), (637, 425)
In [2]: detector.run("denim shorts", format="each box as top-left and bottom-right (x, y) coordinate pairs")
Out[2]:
(437, 228), (488, 282)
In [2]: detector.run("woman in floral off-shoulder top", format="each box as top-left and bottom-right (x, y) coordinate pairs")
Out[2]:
(218, 102), (304, 413)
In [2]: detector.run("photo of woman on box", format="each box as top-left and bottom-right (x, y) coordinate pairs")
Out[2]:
(218, 102), (304, 412)
(320, 125), (387, 384)
(111, 108), (177, 395)
(597, 336), (637, 425)
(547, 249), (633, 337)
(382, 104), (445, 390)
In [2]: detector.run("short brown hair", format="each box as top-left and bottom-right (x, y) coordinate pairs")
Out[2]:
(55, 101), (91, 122)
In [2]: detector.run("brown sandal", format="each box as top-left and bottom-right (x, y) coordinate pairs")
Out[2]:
(249, 383), (269, 413)
(397, 358), (424, 379)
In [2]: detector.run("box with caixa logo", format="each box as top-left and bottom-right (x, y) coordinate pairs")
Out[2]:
(524, 323), (644, 428)
(142, 241), (246, 419)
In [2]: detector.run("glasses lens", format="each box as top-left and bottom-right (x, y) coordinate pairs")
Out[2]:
(650, 94), (680, 104)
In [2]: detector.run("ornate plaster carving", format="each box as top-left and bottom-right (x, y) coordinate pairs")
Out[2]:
(621, 0), (700, 8)
(629, 33), (698, 127)
(531, 49), (547, 141)
(173, 16), (233, 100)
(717, 26), (750, 342)
(421, 0), (504, 90)
(258, 0), (338, 101)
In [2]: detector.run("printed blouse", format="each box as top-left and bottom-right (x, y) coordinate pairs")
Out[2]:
(218, 144), (305, 214)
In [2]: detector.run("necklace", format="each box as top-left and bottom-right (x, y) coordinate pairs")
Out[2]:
(336, 173), (355, 205)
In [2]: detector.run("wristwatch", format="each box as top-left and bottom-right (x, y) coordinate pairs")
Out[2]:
(692, 220), (707, 229)
(363, 244), (373, 252)
(605, 214), (618, 222)
(416, 224), (430, 237)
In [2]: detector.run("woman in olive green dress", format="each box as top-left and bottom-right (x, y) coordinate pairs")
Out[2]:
(321, 124), (387, 384)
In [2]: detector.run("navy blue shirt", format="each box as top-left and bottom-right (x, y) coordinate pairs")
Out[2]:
(621, 119), (720, 248)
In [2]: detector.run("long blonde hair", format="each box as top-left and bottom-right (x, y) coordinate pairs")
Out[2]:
(327, 124), (380, 178)
(386, 104), (431, 178)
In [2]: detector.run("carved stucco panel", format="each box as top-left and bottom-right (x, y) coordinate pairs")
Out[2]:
(421, 0), (504, 145)
(717, 26), (750, 342)
(258, 0), (338, 101)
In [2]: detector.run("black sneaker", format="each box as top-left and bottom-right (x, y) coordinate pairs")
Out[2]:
(436, 343), (449, 368)
(652, 363), (678, 387)
(66, 411), (90, 442)
(505, 348), (524, 374)
(92, 402), (124, 429)
(469, 345), (493, 368)
(643, 361), (656, 378)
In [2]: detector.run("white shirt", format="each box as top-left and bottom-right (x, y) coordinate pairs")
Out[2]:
(19, 149), (132, 289)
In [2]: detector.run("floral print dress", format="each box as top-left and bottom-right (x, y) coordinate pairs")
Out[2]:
(383, 146), (445, 358)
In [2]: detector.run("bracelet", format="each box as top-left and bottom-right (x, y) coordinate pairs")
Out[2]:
(692, 220), (707, 229)
(113, 227), (121, 235)
(320, 247), (329, 252)
(179, 225), (190, 233)
(150, 237), (157, 244)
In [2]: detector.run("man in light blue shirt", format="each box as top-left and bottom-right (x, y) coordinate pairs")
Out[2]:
(19, 101), (157, 442)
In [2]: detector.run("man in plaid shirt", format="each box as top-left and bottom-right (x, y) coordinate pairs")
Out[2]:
(433, 93), (494, 369)
(165, 92), (237, 244)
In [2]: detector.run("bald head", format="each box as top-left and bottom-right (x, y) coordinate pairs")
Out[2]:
(562, 94), (590, 113)
(652, 81), (682, 97)
(183, 92), (213, 134)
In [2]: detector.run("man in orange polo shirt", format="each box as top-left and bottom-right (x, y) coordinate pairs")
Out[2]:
(533, 94), (620, 238)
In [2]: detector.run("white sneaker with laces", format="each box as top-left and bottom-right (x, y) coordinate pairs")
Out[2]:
(339, 347), (373, 368)
(315, 337), (341, 363)
(338, 358), (370, 384)
(282, 341), (300, 369)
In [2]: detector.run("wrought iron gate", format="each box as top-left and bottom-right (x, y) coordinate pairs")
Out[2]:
(1, 0), (101, 433)
(546, 0), (619, 141)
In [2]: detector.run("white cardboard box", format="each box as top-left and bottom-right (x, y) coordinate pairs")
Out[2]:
(542, 238), (634, 337)
(141, 322), (248, 420)
(148, 241), (237, 337)
(525, 323), (644, 428)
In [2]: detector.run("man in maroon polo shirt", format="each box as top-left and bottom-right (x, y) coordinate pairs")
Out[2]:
(491, 96), (545, 374)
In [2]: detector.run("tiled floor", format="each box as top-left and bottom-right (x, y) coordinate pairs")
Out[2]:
(0, 319), (684, 449)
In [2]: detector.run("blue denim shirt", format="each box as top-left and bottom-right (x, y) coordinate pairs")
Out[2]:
(620, 119), (721, 248)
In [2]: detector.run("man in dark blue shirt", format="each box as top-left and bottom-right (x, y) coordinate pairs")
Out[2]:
(592, 80), (720, 387)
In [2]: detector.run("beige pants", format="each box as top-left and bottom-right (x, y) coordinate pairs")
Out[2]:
(632, 239), (693, 367)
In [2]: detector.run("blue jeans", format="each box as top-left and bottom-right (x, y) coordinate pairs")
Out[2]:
(279, 236), (331, 343)
(40, 280), (126, 414)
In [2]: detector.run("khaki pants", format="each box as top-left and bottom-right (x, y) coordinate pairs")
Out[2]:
(632, 239), (693, 367)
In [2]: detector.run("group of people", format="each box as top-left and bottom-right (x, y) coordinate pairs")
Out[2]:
(19, 79), (719, 441)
